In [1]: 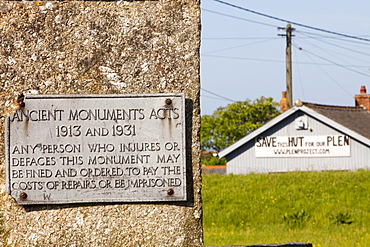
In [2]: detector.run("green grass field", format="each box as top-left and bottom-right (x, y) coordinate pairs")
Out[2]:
(202, 171), (370, 247)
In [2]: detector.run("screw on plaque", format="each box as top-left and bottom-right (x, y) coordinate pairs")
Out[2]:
(167, 189), (174, 196)
(20, 192), (27, 199)
(165, 98), (172, 105)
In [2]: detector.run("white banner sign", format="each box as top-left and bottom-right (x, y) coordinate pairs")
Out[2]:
(255, 135), (350, 157)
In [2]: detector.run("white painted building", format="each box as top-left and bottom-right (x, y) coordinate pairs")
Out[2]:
(219, 87), (370, 174)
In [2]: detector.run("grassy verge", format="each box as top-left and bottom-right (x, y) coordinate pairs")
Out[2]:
(203, 171), (370, 247)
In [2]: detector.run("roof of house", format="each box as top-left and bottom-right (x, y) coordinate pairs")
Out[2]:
(219, 103), (370, 158)
(303, 102), (370, 139)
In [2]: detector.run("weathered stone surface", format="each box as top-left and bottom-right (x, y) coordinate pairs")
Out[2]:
(0, 0), (201, 246)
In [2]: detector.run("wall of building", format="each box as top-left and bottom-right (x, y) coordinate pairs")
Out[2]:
(202, 165), (227, 175)
(0, 1), (202, 246)
(227, 111), (370, 175)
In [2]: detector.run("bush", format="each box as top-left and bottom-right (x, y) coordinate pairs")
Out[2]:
(201, 156), (226, 166)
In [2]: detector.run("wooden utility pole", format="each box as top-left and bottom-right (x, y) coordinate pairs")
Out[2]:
(278, 24), (295, 108)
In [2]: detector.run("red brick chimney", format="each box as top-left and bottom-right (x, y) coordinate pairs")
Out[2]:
(280, 91), (289, 113)
(355, 86), (370, 111)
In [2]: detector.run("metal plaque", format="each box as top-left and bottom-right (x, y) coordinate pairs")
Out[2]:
(6, 94), (187, 205)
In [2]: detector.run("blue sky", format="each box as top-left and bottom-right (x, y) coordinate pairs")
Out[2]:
(200, 0), (370, 115)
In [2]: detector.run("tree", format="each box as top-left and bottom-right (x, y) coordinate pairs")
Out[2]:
(201, 97), (280, 152)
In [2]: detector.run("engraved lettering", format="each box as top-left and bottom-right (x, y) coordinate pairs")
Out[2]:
(43, 193), (51, 200)
(119, 142), (160, 152)
(161, 166), (181, 175)
(59, 156), (83, 165)
(41, 144), (81, 154)
(164, 142), (180, 151)
(127, 178), (182, 188)
(22, 169), (53, 178)
(112, 125), (136, 136)
(12, 181), (44, 190)
(56, 125), (81, 137)
(7, 95), (186, 204)
(143, 166), (159, 175)
(149, 108), (179, 120)
(12, 157), (56, 166)
(156, 154), (180, 163)
(80, 167), (125, 177)
(85, 127), (109, 136)
(68, 108), (145, 121)
(87, 143), (115, 153)
(12, 144), (40, 154)
(125, 167), (141, 176)
(55, 168), (77, 178)
(87, 154), (150, 165)
(9, 109), (64, 122)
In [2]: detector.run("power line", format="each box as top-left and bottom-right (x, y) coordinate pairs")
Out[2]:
(203, 36), (365, 41)
(203, 37), (280, 40)
(202, 38), (276, 55)
(213, 0), (370, 42)
(296, 31), (370, 46)
(293, 43), (370, 78)
(204, 2), (370, 69)
(296, 44), (353, 98)
(201, 88), (236, 103)
(202, 8), (277, 28)
(293, 44), (306, 101)
(202, 95), (232, 101)
(296, 36), (370, 66)
(202, 54), (284, 63)
(202, 54), (369, 69)
(296, 31), (370, 58)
